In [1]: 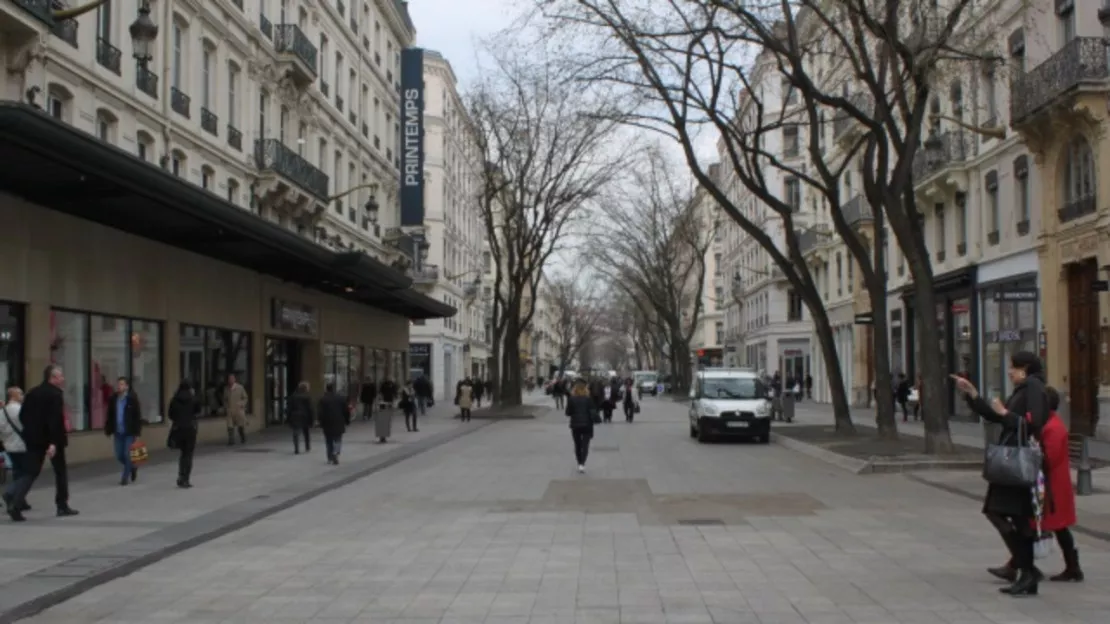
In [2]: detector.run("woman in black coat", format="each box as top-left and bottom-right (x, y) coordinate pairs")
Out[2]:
(565, 379), (597, 473)
(288, 382), (314, 455)
(167, 381), (200, 488)
(952, 350), (1049, 597)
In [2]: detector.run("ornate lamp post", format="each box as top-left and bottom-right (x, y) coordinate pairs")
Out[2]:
(128, 1), (158, 68)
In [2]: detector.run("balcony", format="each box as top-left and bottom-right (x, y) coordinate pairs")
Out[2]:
(254, 138), (329, 201)
(798, 225), (829, 255)
(201, 107), (218, 136)
(10, 0), (54, 26)
(336, 95), (344, 112)
(1011, 37), (1109, 126)
(95, 37), (121, 75)
(51, 17), (77, 48)
(320, 81), (329, 97)
(227, 125), (242, 151)
(361, 122), (369, 138)
(350, 17), (358, 33)
(1058, 195), (1097, 223)
(136, 67), (158, 99)
(841, 195), (873, 228)
(273, 23), (317, 86)
(912, 130), (970, 182)
(170, 87), (190, 118)
(259, 13), (272, 39)
(412, 265), (439, 285)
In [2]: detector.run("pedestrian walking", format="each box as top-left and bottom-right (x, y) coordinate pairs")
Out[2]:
(104, 377), (142, 486)
(318, 383), (348, 464)
(379, 377), (397, 410)
(953, 351), (1049, 597)
(18, 364), (77, 518)
(0, 386), (32, 521)
(400, 383), (418, 431)
(167, 381), (200, 488)
(565, 379), (597, 473)
(457, 378), (474, 422)
(552, 376), (566, 409)
(622, 379), (637, 422)
(413, 374), (433, 420)
(288, 381), (314, 454)
(359, 377), (376, 422)
(223, 373), (248, 445)
(472, 378), (485, 408)
(804, 374), (812, 400)
(895, 373), (912, 422)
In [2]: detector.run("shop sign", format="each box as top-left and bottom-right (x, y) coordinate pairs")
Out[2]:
(783, 349), (803, 356)
(854, 313), (874, 325)
(993, 289), (1039, 301)
(409, 343), (431, 357)
(271, 299), (317, 336)
(988, 329), (1025, 343)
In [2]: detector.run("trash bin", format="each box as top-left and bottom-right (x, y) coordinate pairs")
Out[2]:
(782, 393), (795, 423)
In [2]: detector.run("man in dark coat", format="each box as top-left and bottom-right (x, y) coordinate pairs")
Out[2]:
(359, 378), (377, 421)
(288, 381), (314, 454)
(104, 377), (143, 486)
(317, 383), (348, 465)
(472, 378), (485, 408)
(17, 364), (78, 517)
(413, 374), (433, 416)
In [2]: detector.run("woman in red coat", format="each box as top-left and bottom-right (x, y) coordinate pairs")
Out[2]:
(989, 386), (1083, 582)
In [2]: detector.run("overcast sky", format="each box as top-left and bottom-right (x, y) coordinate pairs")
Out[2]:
(407, 0), (516, 88)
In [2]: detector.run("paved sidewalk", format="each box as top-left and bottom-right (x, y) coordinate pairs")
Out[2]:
(16, 396), (1110, 624)
(0, 402), (495, 622)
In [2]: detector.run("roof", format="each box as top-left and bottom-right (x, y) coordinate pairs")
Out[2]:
(0, 101), (455, 320)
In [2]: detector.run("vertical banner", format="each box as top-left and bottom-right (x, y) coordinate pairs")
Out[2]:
(400, 48), (425, 227)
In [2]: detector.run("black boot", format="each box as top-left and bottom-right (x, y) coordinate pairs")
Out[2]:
(1000, 567), (1039, 596)
(238, 426), (247, 444)
(1050, 549), (1084, 582)
(988, 558), (1017, 582)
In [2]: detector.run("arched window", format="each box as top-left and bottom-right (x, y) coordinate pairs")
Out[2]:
(94, 108), (118, 143)
(227, 178), (240, 205)
(46, 83), (73, 121)
(136, 130), (155, 162)
(200, 165), (215, 190)
(170, 149), (186, 177)
(1061, 136), (1096, 221)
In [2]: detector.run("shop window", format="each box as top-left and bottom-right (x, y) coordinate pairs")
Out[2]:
(49, 310), (163, 430)
(0, 303), (25, 390)
(323, 343), (363, 404)
(179, 324), (252, 418)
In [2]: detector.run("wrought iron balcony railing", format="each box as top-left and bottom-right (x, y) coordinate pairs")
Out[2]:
(201, 107), (218, 136)
(259, 13), (272, 39)
(361, 122), (368, 138)
(52, 18), (78, 48)
(350, 17), (358, 33)
(841, 195), (873, 227)
(1011, 37), (1109, 125)
(413, 265), (440, 283)
(227, 125), (242, 151)
(273, 23), (318, 77)
(171, 87), (190, 118)
(254, 138), (329, 200)
(320, 80), (329, 97)
(912, 130), (970, 182)
(798, 227), (828, 255)
(1058, 195), (1097, 223)
(348, 111), (357, 126)
(833, 92), (872, 139)
(13, 0), (54, 26)
(136, 67), (158, 99)
(96, 38), (122, 74)
(336, 95), (344, 112)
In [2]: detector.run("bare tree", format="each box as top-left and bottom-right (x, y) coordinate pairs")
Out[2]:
(467, 33), (631, 407)
(547, 273), (606, 374)
(539, 0), (1015, 451)
(590, 147), (714, 394)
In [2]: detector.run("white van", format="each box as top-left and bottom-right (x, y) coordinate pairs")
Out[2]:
(688, 368), (772, 443)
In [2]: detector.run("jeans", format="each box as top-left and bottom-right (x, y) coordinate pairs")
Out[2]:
(293, 426), (311, 453)
(571, 427), (592, 465)
(112, 434), (135, 481)
(325, 433), (343, 459)
(405, 410), (418, 430)
(4, 452), (29, 501)
(460, 408), (472, 422)
(623, 402), (635, 421)
(554, 395), (564, 409)
(362, 402), (374, 421)
(6, 451), (41, 509)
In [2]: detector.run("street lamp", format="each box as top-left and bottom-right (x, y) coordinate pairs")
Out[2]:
(923, 129), (944, 169)
(364, 196), (379, 223)
(129, 1), (158, 69)
(417, 237), (430, 264)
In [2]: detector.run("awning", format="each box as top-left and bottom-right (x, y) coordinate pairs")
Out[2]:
(0, 102), (454, 320)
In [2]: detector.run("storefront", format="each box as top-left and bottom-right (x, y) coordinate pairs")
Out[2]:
(902, 265), (978, 420)
(811, 302), (854, 403)
(0, 104), (454, 463)
(778, 340), (810, 386)
(410, 342), (432, 379)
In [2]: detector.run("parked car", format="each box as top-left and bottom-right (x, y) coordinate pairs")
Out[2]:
(688, 369), (772, 444)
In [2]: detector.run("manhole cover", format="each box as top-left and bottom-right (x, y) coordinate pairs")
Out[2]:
(592, 446), (619, 452)
(236, 448), (276, 453)
(678, 518), (725, 526)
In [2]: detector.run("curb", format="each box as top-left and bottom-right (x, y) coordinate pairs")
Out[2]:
(770, 432), (983, 475)
(0, 421), (494, 624)
(904, 473), (1110, 544)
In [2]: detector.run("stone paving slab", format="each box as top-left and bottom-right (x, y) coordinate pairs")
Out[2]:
(13, 395), (1110, 624)
(0, 403), (497, 623)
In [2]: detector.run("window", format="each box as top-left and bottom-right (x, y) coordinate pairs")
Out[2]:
(47, 83), (71, 121)
(95, 109), (116, 143)
(279, 106), (289, 143)
(986, 171), (1000, 241)
(259, 90), (269, 138)
(714, 286), (723, 310)
(1058, 1), (1076, 43)
(318, 138), (327, 169)
(784, 176), (801, 211)
(201, 166), (214, 190)
(201, 46), (212, 109)
(172, 23), (184, 89)
(1062, 136), (1095, 213)
(228, 63), (239, 126)
(956, 195), (968, 252)
(137, 133), (152, 161)
(228, 179), (239, 204)
(49, 310), (163, 430)
(836, 252), (843, 296)
(715, 322), (723, 345)
(179, 325), (252, 418)
(324, 343), (363, 405)
(787, 290), (804, 322)
(982, 66), (998, 123)
(1015, 156), (1030, 232)
(171, 150), (185, 176)
(934, 203), (946, 259)
(783, 125), (799, 156)
(96, 2), (111, 40)
(846, 255), (853, 293)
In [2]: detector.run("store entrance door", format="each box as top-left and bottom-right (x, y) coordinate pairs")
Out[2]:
(1067, 259), (1099, 436)
(265, 337), (302, 426)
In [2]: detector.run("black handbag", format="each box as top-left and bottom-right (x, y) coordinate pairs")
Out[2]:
(982, 414), (1041, 487)
(634, 404), (641, 414)
(166, 427), (179, 450)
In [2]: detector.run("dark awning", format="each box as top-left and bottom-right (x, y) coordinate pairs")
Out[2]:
(0, 102), (454, 320)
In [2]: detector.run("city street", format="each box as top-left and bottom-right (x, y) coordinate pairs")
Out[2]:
(10, 395), (1110, 624)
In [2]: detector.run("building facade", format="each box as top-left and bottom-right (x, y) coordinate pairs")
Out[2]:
(407, 49), (487, 400)
(0, 0), (454, 464)
(694, 187), (725, 367)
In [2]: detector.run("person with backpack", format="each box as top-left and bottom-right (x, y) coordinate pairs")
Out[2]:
(0, 386), (31, 521)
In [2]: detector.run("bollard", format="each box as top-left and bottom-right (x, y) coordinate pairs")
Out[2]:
(1076, 435), (1094, 496)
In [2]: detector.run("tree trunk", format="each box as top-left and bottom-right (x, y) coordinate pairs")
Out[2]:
(907, 257), (955, 454)
(807, 294), (856, 433)
(499, 314), (524, 407)
(869, 283), (898, 440)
